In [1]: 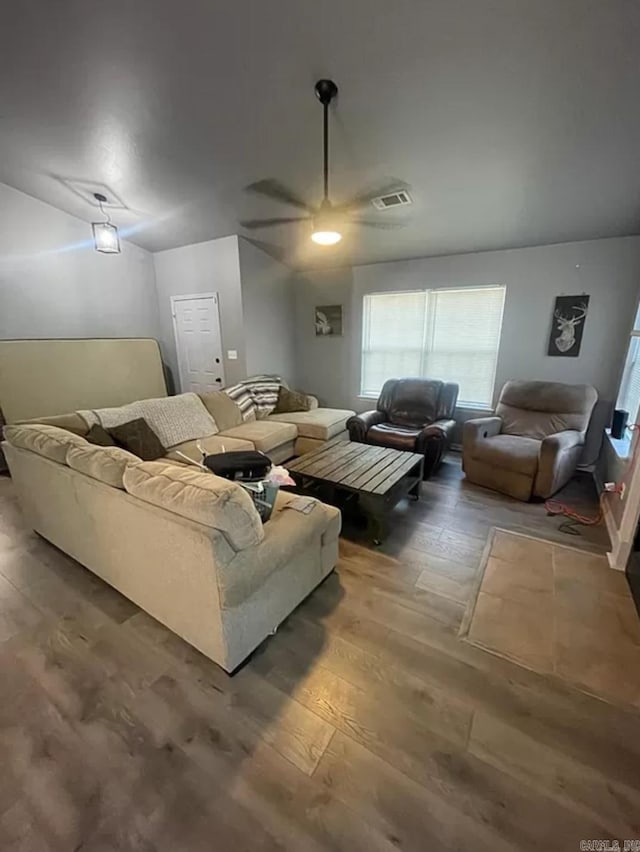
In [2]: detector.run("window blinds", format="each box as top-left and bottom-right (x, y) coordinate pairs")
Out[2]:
(361, 285), (505, 407)
(617, 335), (640, 423)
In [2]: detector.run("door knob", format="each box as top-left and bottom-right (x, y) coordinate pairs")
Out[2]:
(215, 378), (222, 384)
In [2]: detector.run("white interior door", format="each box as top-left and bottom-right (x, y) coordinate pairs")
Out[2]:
(171, 293), (225, 393)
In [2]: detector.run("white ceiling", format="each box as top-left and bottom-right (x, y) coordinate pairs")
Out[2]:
(1, 0), (639, 269)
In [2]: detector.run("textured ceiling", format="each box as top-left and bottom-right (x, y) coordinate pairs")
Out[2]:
(1, 0), (639, 269)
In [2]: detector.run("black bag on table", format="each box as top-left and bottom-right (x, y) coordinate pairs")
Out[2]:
(204, 450), (271, 482)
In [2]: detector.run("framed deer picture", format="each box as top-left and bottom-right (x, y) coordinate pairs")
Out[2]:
(547, 295), (590, 357)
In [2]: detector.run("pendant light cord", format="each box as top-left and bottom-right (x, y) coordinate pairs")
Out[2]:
(93, 193), (112, 224)
(323, 102), (329, 201)
(98, 199), (112, 225)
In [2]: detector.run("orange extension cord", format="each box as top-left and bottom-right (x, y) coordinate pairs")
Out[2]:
(544, 498), (603, 528)
(544, 423), (639, 533)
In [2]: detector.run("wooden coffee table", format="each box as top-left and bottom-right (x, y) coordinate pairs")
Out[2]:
(287, 439), (424, 543)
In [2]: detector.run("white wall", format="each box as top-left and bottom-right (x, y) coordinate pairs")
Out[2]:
(0, 183), (159, 342)
(153, 235), (246, 390)
(295, 236), (640, 414)
(239, 239), (296, 384)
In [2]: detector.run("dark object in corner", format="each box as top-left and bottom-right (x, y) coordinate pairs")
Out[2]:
(108, 419), (165, 461)
(86, 424), (117, 447)
(611, 409), (629, 440)
(347, 378), (458, 479)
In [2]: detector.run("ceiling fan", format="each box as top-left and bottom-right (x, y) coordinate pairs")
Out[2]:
(240, 79), (409, 245)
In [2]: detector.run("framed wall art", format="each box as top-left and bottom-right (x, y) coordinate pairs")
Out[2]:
(315, 305), (343, 336)
(547, 295), (589, 357)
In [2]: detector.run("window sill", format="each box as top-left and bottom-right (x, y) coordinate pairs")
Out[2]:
(605, 428), (632, 462)
(358, 394), (492, 411)
(457, 402), (493, 412)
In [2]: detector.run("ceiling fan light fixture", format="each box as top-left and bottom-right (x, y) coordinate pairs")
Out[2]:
(240, 78), (410, 245)
(311, 228), (342, 246)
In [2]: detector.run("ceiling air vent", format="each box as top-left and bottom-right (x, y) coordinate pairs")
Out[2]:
(371, 189), (412, 211)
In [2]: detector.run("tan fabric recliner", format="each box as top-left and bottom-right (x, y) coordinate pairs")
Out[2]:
(462, 380), (598, 501)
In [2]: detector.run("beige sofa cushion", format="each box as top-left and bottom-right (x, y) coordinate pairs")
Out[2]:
(219, 420), (297, 453)
(165, 433), (255, 464)
(218, 490), (341, 608)
(472, 434), (541, 476)
(17, 412), (90, 436)
(3, 423), (88, 463)
(66, 444), (140, 489)
(295, 431), (349, 457)
(123, 461), (263, 551)
(198, 390), (245, 432)
(268, 408), (355, 441)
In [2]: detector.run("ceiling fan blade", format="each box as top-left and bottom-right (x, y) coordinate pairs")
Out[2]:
(239, 216), (310, 229)
(244, 179), (315, 213)
(352, 218), (408, 229)
(337, 181), (411, 212)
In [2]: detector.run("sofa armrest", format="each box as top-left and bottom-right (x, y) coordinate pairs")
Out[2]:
(415, 419), (456, 451)
(535, 430), (584, 498)
(463, 416), (502, 450)
(420, 418), (456, 441)
(540, 430), (583, 455)
(415, 418), (457, 478)
(347, 410), (386, 442)
(437, 383), (459, 420)
(304, 394), (319, 410)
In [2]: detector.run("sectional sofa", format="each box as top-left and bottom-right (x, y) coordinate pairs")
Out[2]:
(2, 388), (355, 672)
(20, 388), (354, 467)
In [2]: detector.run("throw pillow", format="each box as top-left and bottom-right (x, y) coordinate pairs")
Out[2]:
(108, 419), (165, 461)
(86, 424), (117, 447)
(273, 386), (312, 414)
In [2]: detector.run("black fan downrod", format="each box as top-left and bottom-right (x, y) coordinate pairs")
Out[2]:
(314, 79), (338, 203)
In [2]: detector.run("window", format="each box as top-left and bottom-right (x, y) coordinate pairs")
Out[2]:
(361, 285), (506, 408)
(616, 303), (640, 424)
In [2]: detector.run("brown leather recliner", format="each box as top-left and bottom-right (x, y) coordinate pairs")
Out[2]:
(347, 378), (458, 479)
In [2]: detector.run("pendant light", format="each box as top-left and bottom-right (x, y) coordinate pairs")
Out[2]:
(92, 193), (121, 254)
(310, 81), (342, 246)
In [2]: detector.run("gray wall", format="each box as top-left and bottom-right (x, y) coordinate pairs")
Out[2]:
(238, 238), (296, 384)
(295, 236), (640, 416)
(0, 182), (159, 341)
(294, 267), (355, 403)
(153, 235), (246, 391)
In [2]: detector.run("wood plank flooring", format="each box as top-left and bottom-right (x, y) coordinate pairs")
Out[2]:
(1, 455), (639, 851)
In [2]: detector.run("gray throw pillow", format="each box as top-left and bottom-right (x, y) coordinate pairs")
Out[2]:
(273, 387), (312, 414)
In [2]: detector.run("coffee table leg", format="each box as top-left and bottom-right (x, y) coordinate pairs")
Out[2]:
(409, 459), (423, 500)
(360, 495), (387, 545)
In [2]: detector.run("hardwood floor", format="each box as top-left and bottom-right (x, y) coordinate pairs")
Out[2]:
(1, 456), (639, 851)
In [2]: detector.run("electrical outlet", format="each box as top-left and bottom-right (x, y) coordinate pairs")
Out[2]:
(227, 350), (238, 360)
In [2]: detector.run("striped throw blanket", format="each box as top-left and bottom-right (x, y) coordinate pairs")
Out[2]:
(224, 376), (281, 421)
